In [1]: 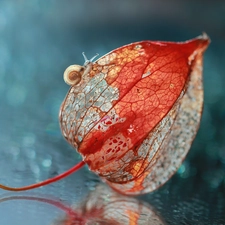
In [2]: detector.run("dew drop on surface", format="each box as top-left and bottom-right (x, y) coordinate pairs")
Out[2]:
(30, 163), (40, 175)
(8, 146), (20, 157)
(177, 162), (191, 179)
(42, 157), (52, 168)
(177, 164), (186, 174)
(22, 133), (36, 147)
(85, 180), (98, 191)
(25, 148), (36, 159)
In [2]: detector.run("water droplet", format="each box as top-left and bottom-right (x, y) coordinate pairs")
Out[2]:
(42, 158), (52, 168)
(22, 133), (36, 147)
(177, 162), (191, 178)
(24, 147), (36, 159)
(9, 146), (20, 157)
(30, 163), (40, 175)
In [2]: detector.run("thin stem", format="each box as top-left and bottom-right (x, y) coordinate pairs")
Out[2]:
(0, 161), (86, 191)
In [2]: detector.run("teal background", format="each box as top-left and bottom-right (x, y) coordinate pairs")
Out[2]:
(0, 1), (224, 224)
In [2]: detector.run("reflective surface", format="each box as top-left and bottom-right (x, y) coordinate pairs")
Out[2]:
(0, 185), (166, 225)
(0, 1), (225, 224)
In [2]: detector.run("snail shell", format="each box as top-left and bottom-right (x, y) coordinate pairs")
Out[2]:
(63, 65), (84, 86)
(63, 53), (98, 86)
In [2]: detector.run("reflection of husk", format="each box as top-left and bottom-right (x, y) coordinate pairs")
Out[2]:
(53, 184), (166, 225)
(0, 185), (166, 225)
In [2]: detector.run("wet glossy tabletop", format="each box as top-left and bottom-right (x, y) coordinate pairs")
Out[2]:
(0, 1), (225, 224)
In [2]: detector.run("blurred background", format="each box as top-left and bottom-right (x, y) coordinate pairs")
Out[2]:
(0, 0), (224, 224)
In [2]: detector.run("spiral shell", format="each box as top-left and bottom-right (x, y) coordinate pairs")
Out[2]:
(63, 65), (84, 86)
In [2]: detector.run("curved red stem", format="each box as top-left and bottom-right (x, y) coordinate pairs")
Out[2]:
(0, 161), (86, 191)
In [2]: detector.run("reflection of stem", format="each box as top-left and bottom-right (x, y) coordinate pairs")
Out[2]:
(0, 195), (76, 218)
(0, 194), (82, 222)
(0, 161), (85, 191)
